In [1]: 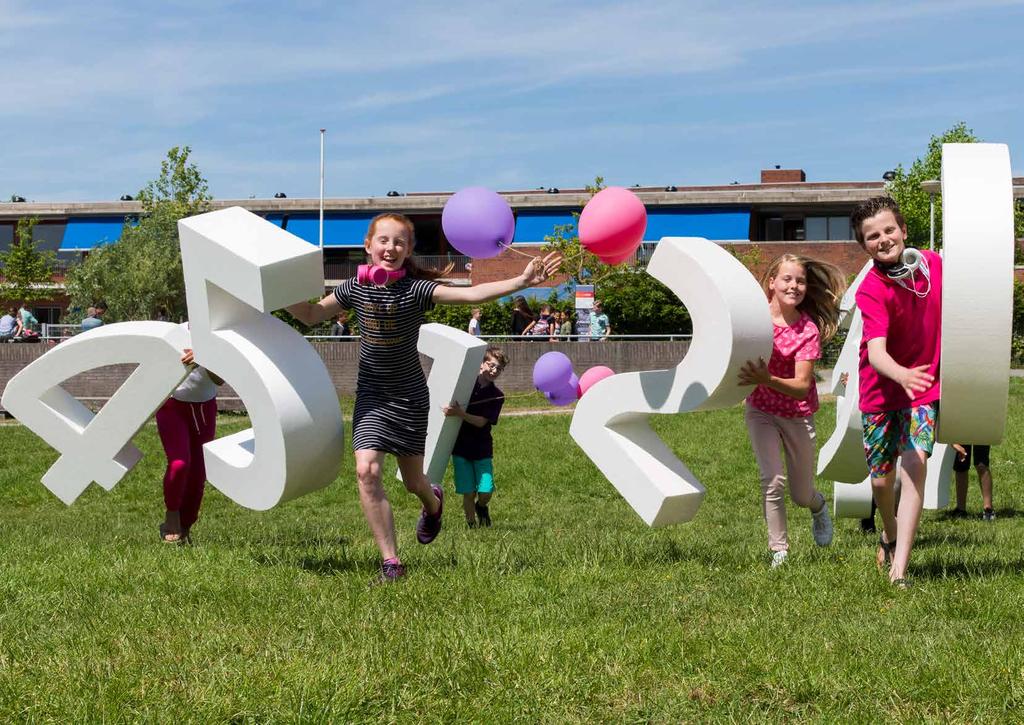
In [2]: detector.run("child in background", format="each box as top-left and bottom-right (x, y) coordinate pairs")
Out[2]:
(468, 307), (482, 337)
(156, 347), (222, 544)
(287, 213), (559, 583)
(951, 444), (995, 521)
(559, 310), (574, 341)
(443, 346), (507, 528)
(739, 253), (845, 568)
(851, 196), (943, 588)
(525, 303), (553, 340)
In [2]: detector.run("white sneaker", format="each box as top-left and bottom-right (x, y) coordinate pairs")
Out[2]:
(812, 504), (834, 547)
(770, 550), (788, 568)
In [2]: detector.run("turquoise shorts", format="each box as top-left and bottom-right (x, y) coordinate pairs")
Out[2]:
(452, 456), (494, 495)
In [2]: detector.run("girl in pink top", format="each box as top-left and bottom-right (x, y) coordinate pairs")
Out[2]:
(739, 254), (846, 568)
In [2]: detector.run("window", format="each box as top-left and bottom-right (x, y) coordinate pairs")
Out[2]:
(804, 216), (853, 241)
(0, 223), (14, 252)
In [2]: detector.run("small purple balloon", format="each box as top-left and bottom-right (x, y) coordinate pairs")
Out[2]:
(442, 187), (515, 259)
(546, 373), (580, 406)
(533, 351), (574, 392)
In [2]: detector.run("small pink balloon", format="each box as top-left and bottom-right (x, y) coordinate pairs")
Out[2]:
(578, 365), (615, 396)
(579, 187), (647, 265)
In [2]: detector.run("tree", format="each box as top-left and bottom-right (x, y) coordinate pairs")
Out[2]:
(65, 146), (211, 322)
(596, 267), (691, 335)
(0, 218), (56, 303)
(884, 122), (1024, 249)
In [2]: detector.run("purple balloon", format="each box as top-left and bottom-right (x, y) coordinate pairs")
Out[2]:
(533, 351), (574, 392)
(442, 187), (515, 259)
(546, 373), (580, 406)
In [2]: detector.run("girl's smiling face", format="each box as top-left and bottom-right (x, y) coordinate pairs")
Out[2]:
(769, 261), (807, 310)
(365, 217), (412, 270)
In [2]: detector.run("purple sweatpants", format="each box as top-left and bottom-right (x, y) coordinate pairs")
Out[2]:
(155, 397), (217, 530)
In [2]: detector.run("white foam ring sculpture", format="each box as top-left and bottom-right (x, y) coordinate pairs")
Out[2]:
(177, 207), (344, 509)
(570, 237), (773, 527)
(824, 143), (1014, 517)
(397, 323), (487, 485)
(937, 143), (1014, 444)
(1, 323), (191, 504)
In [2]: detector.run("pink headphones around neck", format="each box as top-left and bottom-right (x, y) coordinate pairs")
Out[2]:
(357, 264), (406, 286)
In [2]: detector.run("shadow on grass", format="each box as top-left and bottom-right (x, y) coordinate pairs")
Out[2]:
(913, 557), (1024, 580)
(297, 554), (361, 575)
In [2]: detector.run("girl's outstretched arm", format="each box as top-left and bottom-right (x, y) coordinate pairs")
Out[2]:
(286, 293), (343, 327)
(433, 253), (562, 305)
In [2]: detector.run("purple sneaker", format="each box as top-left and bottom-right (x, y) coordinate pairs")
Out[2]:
(416, 485), (444, 544)
(373, 558), (406, 585)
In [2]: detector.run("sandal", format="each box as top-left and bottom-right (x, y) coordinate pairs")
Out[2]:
(159, 523), (182, 544)
(892, 577), (910, 590)
(876, 535), (896, 571)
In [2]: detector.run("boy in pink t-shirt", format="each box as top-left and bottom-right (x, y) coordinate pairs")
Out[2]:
(851, 197), (942, 588)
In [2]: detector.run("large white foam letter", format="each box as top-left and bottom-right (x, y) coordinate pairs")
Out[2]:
(178, 207), (344, 510)
(569, 237), (773, 527)
(937, 143), (1014, 444)
(1, 322), (190, 504)
(397, 323), (487, 485)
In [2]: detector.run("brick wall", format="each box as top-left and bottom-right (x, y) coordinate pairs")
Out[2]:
(0, 339), (690, 414)
(760, 169), (806, 183)
(723, 241), (867, 279)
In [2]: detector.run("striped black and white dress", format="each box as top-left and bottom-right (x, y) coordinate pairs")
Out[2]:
(334, 276), (439, 456)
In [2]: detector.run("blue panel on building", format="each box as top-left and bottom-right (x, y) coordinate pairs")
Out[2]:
(643, 207), (751, 242)
(511, 207), (750, 245)
(60, 217), (125, 250)
(512, 211), (577, 244)
(285, 214), (376, 246)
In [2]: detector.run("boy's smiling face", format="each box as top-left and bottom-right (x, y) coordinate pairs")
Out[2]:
(859, 209), (907, 266)
(478, 356), (504, 383)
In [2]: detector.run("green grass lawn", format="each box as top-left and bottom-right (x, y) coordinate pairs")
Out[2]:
(2, 383), (1023, 722)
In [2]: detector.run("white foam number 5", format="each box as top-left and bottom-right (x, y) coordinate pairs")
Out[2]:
(177, 207), (344, 510)
(1, 322), (191, 504)
(569, 237), (773, 527)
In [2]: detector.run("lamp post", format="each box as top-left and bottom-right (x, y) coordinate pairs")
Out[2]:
(319, 128), (326, 249)
(921, 179), (940, 250)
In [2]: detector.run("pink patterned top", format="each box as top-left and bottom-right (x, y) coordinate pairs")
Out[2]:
(747, 312), (821, 418)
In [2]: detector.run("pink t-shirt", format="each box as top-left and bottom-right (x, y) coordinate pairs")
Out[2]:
(748, 312), (821, 418)
(856, 249), (942, 413)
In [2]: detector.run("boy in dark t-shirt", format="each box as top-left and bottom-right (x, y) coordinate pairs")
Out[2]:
(443, 347), (507, 527)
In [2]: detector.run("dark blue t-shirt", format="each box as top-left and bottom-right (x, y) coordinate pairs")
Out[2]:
(452, 379), (504, 461)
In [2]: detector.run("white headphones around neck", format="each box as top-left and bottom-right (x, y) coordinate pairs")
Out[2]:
(881, 247), (930, 298)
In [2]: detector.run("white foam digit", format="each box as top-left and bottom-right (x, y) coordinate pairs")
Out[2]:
(569, 237), (773, 527)
(0, 322), (190, 504)
(177, 207), (344, 510)
(397, 323), (487, 485)
(937, 143), (1014, 444)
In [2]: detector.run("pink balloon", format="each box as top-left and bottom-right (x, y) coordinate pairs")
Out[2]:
(578, 365), (615, 396)
(579, 187), (647, 265)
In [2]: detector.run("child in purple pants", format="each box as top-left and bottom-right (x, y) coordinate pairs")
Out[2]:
(156, 348), (221, 544)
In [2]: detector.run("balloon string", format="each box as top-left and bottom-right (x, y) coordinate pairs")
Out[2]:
(496, 241), (541, 259)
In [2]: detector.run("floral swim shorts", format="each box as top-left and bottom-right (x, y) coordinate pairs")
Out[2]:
(861, 403), (938, 478)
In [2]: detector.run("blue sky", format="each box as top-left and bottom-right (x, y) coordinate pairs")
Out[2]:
(2, 0), (1023, 201)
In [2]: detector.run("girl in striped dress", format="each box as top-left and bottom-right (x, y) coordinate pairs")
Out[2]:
(289, 213), (560, 583)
